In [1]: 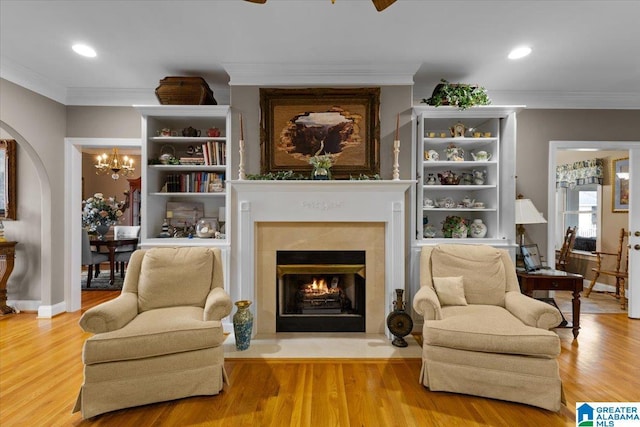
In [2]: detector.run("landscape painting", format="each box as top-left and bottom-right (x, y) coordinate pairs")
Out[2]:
(260, 88), (380, 179)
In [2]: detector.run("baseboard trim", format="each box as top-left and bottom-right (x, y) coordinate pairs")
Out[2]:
(37, 301), (67, 318)
(6, 299), (41, 313)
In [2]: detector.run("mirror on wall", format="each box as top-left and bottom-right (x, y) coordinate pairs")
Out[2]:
(0, 139), (17, 220)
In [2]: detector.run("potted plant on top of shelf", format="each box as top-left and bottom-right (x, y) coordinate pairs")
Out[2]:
(422, 79), (491, 110)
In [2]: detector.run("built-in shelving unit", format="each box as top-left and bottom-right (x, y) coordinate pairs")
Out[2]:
(136, 105), (231, 248)
(412, 105), (523, 248)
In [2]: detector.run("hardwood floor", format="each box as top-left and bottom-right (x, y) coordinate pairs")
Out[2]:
(1, 291), (638, 426)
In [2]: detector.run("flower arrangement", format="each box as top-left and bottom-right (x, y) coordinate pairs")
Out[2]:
(309, 152), (334, 180)
(309, 153), (334, 170)
(82, 193), (125, 231)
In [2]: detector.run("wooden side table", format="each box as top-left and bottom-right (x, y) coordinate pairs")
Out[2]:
(517, 269), (583, 339)
(0, 241), (18, 315)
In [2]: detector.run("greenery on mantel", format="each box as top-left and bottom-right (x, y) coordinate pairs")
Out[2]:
(244, 171), (383, 181)
(421, 79), (491, 110)
(246, 171), (308, 180)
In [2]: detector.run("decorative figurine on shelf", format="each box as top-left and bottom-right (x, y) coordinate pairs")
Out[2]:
(470, 219), (488, 238)
(473, 169), (486, 185)
(445, 144), (464, 161)
(424, 149), (439, 161)
(450, 121), (467, 138)
(471, 150), (492, 161)
(206, 127), (221, 137)
(386, 289), (413, 347)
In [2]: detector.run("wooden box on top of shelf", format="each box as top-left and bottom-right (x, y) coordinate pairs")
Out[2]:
(155, 77), (217, 105)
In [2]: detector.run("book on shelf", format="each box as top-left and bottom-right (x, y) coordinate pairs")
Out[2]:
(163, 172), (226, 193)
(179, 157), (205, 165)
(201, 141), (226, 166)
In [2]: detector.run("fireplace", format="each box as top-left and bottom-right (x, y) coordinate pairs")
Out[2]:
(230, 180), (412, 335)
(276, 251), (365, 332)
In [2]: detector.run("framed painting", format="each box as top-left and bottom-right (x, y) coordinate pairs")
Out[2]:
(0, 139), (17, 220)
(259, 88), (380, 179)
(612, 157), (629, 213)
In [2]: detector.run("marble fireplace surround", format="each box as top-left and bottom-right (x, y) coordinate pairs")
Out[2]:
(229, 181), (413, 336)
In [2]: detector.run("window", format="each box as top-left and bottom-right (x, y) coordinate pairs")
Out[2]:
(556, 184), (601, 252)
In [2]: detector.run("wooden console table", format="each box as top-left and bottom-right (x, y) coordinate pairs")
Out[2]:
(0, 241), (18, 315)
(517, 269), (583, 339)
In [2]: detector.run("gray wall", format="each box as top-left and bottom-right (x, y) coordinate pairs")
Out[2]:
(0, 78), (66, 305)
(516, 109), (640, 257)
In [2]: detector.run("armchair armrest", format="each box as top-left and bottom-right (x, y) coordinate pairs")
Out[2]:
(412, 286), (442, 320)
(204, 287), (232, 321)
(505, 291), (562, 330)
(79, 292), (138, 334)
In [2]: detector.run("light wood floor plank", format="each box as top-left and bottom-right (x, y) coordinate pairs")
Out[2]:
(0, 291), (638, 426)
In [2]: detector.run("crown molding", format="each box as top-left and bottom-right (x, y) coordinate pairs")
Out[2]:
(1, 56), (67, 104)
(224, 62), (421, 86)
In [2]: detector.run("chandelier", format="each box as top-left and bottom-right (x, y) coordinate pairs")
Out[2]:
(95, 148), (135, 180)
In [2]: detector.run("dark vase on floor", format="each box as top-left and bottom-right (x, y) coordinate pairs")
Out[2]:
(386, 289), (413, 347)
(233, 300), (253, 351)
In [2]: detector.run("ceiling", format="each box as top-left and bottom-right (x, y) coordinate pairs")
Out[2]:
(2, 0), (639, 109)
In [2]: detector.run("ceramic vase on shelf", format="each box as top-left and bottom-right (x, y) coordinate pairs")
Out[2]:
(95, 224), (110, 240)
(233, 300), (253, 351)
(470, 219), (488, 238)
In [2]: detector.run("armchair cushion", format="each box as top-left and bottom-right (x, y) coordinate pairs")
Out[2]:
(423, 305), (560, 358)
(83, 306), (225, 365)
(431, 245), (506, 306)
(433, 276), (467, 306)
(138, 247), (214, 312)
(424, 305), (561, 358)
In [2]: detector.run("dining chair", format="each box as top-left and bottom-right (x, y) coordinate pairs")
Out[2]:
(556, 226), (577, 271)
(113, 225), (141, 278)
(81, 229), (109, 288)
(584, 227), (629, 309)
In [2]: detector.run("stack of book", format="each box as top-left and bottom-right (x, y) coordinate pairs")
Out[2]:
(202, 141), (226, 165)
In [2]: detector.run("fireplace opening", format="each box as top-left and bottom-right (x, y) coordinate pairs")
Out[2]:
(276, 250), (365, 332)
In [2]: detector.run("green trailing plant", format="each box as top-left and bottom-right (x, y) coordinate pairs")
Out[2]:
(422, 79), (491, 110)
(246, 171), (307, 180)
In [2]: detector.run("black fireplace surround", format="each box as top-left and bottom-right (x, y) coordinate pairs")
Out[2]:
(276, 250), (366, 333)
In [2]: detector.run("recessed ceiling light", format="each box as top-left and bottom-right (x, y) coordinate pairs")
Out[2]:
(72, 44), (97, 58)
(508, 46), (532, 60)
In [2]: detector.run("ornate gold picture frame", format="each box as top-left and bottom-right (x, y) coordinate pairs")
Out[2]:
(612, 157), (629, 213)
(259, 88), (380, 179)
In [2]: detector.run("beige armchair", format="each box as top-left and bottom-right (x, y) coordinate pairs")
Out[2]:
(413, 244), (565, 411)
(73, 247), (232, 419)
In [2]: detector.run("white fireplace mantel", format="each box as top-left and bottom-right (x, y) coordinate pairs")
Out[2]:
(229, 180), (414, 335)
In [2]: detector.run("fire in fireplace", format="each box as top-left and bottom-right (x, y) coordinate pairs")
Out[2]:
(276, 250), (365, 332)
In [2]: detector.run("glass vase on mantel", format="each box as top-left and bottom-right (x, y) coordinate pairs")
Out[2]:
(233, 300), (253, 351)
(311, 166), (331, 180)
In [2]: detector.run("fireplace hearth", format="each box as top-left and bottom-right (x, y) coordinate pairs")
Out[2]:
(276, 251), (365, 332)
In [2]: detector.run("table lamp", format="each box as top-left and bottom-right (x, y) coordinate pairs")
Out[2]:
(515, 197), (547, 246)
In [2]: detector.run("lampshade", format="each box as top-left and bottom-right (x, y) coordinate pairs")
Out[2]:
(515, 198), (547, 225)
